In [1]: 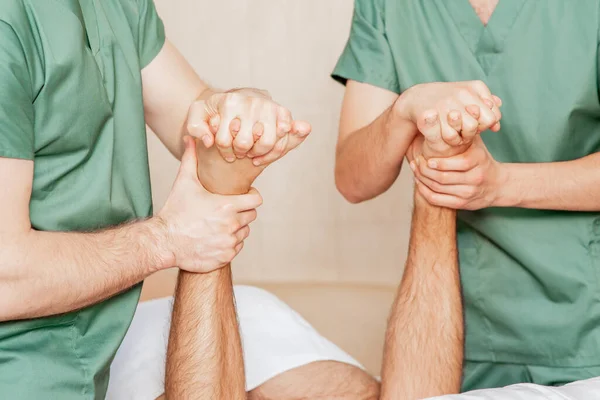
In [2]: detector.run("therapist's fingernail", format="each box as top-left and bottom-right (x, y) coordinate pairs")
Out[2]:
(201, 135), (211, 148)
(225, 156), (235, 163)
(428, 160), (438, 168)
(253, 159), (262, 166)
(409, 161), (416, 172)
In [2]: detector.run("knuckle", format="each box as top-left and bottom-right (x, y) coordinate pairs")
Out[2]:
(470, 80), (486, 90)
(250, 97), (262, 108)
(229, 220), (241, 233)
(215, 136), (232, 148)
(267, 102), (279, 115)
(225, 234), (238, 247)
(457, 88), (472, 98)
(424, 190), (435, 202)
(439, 171), (450, 183)
(224, 93), (239, 107)
(473, 171), (484, 185)
(252, 144), (268, 155)
(250, 208), (258, 218)
(225, 249), (237, 262)
(186, 121), (204, 135)
(234, 139), (253, 151)
(260, 89), (272, 99)
(279, 106), (291, 118)
(417, 110), (432, 122)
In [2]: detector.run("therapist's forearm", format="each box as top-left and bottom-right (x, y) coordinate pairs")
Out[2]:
(141, 40), (218, 160)
(380, 190), (463, 400)
(0, 219), (172, 321)
(335, 105), (418, 203)
(496, 152), (600, 211)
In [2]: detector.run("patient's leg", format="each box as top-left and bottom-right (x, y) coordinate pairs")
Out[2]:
(380, 114), (465, 399)
(165, 130), (309, 399)
(248, 361), (379, 400)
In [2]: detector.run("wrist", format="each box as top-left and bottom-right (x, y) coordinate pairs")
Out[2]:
(413, 186), (457, 234)
(385, 94), (419, 159)
(196, 87), (220, 102)
(145, 216), (176, 272)
(491, 163), (522, 207)
(393, 85), (418, 123)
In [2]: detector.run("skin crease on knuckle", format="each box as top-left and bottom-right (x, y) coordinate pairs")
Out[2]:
(470, 80), (487, 92)
(473, 170), (484, 185)
(224, 93), (239, 107)
(457, 88), (473, 100)
(229, 220), (241, 234)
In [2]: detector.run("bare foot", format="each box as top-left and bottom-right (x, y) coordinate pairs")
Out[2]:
(195, 122), (311, 195)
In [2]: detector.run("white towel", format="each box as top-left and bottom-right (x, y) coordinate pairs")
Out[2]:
(429, 377), (600, 400)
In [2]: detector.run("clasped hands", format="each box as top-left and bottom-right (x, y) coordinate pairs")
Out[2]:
(156, 88), (311, 274)
(400, 81), (507, 210)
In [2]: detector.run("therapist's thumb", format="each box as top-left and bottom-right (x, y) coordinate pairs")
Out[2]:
(177, 136), (200, 182)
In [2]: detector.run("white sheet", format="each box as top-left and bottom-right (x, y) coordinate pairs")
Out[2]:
(429, 377), (600, 400)
(106, 285), (362, 400)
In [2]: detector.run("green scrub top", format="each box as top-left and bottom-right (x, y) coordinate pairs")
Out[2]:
(0, 0), (165, 398)
(333, 0), (600, 369)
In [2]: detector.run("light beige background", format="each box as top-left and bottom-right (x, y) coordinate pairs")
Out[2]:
(142, 0), (415, 374)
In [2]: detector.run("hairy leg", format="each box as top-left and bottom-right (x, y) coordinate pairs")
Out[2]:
(165, 127), (309, 398)
(380, 113), (466, 399)
(248, 361), (379, 400)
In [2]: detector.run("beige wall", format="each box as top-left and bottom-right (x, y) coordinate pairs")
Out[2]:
(144, 0), (415, 295)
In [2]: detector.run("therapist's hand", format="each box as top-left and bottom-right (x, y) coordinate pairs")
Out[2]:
(410, 136), (509, 210)
(396, 80), (502, 147)
(186, 88), (311, 163)
(157, 137), (262, 273)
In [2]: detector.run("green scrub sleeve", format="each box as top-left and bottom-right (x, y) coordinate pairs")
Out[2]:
(0, 21), (34, 160)
(332, 0), (400, 94)
(136, 0), (166, 68)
